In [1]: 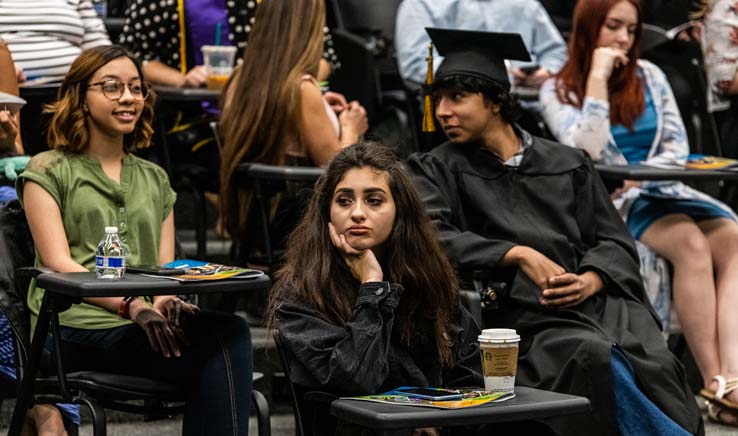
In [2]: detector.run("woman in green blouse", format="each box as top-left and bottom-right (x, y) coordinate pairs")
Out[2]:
(16, 45), (253, 436)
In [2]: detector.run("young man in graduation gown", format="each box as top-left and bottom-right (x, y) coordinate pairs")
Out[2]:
(407, 28), (703, 436)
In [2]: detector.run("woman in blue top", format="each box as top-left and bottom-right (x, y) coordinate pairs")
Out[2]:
(540, 0), (738, 426)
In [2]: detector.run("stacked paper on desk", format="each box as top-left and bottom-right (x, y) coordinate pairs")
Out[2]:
(642, 154), (738, 171)
(683, 154), (738, 170)
(344, 388), (515, 409)
(142, 259), (264, 281)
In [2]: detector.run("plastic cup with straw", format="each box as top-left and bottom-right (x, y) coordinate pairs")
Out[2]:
(201, 22), (236, 90)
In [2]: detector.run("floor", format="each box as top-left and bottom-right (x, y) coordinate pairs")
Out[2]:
(1, 396), (733, 435)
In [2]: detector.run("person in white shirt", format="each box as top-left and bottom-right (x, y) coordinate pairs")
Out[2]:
(0, 0), (110, 83)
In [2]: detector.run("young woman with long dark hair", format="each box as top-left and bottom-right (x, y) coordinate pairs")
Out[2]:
(267, 142), (481, 436)
(540, 0), (738, 426)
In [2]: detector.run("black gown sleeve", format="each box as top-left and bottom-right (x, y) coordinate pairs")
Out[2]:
(275, 282), (402, 395)
(575, 161), (658, 311)
(406, 153), (517, 272)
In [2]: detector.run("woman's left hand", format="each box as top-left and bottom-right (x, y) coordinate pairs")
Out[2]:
(610, 179), (640, 199)
(153, 296), (199, 327)
(328, 222), (383, 283)
(540, 271), (603, 308)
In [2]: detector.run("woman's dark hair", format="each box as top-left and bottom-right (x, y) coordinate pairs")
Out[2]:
(554, 0), (644, 129)
(45, 45), (156, 152)
(430, 74), (521, 124)
(268, 142), (460, 365)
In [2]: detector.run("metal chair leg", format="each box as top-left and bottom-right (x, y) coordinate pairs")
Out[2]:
(251, 389), (271, 436)
(67, 422), (79, 436)
(78, 397), (107, 436)
(190, 181), (207, 260)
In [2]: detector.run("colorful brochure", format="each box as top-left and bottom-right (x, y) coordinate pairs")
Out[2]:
(142, 259), (264, 281)
(643, 154), (738, 171)
(684, 154), (738, 170)
(343, 387), (515, 409)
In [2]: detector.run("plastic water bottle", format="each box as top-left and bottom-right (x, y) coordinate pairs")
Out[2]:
(95, 226), (126, 280)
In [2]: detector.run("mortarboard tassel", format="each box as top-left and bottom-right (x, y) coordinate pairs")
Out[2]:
(421, 43), (436, 133)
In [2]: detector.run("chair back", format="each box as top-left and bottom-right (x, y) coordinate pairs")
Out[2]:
(234, 163), (323, 271)
(537, 0), (575, 36)
(273, 329), (338, 436)
(329, 29), (383, 125)
(0, 200), (36, 372)
(334, 0), (401, 81)
(641, 24), (721, 157)
(19, 87), (56, 156)
(334, 0), (401, 45)
(273, 330), (307, 436)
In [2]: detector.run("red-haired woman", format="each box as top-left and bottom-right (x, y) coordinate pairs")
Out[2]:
(540, 0), (738, 426)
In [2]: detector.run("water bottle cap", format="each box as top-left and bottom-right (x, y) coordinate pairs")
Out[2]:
(104, 226), (119, 234)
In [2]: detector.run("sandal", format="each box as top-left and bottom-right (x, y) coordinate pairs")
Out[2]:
(706, 401), (738, 426)
(700, 375), (738, 413)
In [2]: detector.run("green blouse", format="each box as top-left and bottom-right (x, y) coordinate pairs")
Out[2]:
(16, 150), (177, 330)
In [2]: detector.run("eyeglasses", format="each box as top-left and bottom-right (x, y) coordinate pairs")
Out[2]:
(88, 80), (151, 101)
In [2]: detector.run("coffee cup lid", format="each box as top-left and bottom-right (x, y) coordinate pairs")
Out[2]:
(478, 328), (520, 343)
(201, 45), (238, 54)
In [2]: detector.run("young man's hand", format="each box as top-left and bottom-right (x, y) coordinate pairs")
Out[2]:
(153, 295), (199, 327)
(540, 271), (603, 308)
(130, 301), (189, 358)
(503, 246), (565, 290)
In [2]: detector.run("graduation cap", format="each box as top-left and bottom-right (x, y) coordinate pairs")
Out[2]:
(428, 27), (531, 89)
(421, 28), (532, 132)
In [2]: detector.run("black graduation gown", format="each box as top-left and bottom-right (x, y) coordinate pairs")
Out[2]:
(406, 132), (703, 436)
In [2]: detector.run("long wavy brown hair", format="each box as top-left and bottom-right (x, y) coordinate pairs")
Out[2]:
(219, 0), (326, 240)
(554, 0), (644, 129)
(267, 142), (461, 366)
(45, 45), (156, 152)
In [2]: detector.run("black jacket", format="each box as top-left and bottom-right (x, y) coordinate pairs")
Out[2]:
(276, 281), (482, 396)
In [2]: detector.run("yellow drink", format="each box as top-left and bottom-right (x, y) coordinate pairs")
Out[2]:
(206, 74), (230, 90)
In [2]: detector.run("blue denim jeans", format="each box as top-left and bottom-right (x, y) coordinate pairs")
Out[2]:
(612, 347), (691, 436)
(47, 310), (252, 436)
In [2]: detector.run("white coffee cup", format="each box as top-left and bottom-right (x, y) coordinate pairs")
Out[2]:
(478, 328), (520, 393)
